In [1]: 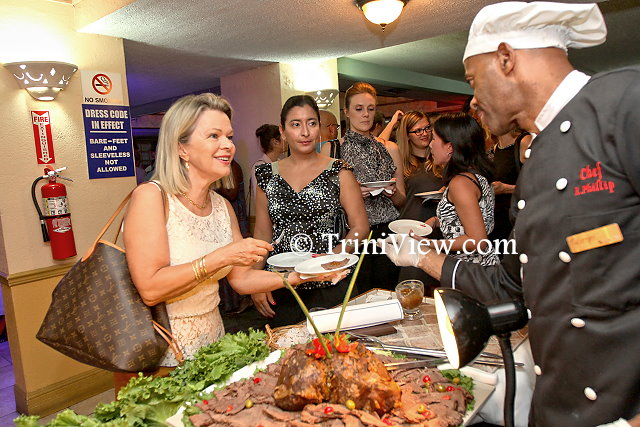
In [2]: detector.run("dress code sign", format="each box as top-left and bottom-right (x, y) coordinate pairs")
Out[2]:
(82, 104), (135, 179)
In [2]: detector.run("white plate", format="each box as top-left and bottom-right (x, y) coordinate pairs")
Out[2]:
(361, 180), (394, 188)
(415, 190), (444, 200)
(295, 253), (359, 276)
(388, 219), (433, 236)
(267, 252), (313, 268)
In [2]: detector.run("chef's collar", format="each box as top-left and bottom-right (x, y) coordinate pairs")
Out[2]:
(534, 70), (590, 132)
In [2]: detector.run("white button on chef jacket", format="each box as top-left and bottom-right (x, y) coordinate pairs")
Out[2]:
(559, 251), (571, 263)
(571, 318), (586, 328)
(556, 178), (568, 190)
(560, 120), (572, 133)
(517, 200), (526, 210)
(524, 148), (531, 159)
(519, 253), (529, 264)
(584, 387), (597, 401)
(534, 365), (542, 375)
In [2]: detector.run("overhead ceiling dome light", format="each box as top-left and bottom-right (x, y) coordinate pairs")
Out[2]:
(356, 0), (408, 31)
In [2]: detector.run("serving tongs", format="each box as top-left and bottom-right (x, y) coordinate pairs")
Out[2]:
(350, 332), (501, 359)
(384, 358), (448, 370)
(351, 333), (522, 367)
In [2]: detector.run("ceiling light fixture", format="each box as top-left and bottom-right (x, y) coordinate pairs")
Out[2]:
(356, 0), (408, 31)
(307, 89), (339, 109)
(3, 61), (78, 101)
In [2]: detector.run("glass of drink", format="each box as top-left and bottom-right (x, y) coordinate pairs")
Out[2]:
(395, 280), (425, 320)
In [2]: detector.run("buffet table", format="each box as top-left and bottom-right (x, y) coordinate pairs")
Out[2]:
(271, 289), (534, 427)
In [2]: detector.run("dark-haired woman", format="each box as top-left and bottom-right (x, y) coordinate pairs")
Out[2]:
(426, 112), (498, 266)
(252, 95), (369, 327)
(249, 124), (287, 210)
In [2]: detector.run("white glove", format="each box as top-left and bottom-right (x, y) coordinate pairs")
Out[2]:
(596, 419), (632, 427)
(377, 234), (429, 268)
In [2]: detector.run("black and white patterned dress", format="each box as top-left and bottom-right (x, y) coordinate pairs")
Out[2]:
(340, 130), (398, 226)
(255, 159), (351, 290)
(436, 173), (499, 266)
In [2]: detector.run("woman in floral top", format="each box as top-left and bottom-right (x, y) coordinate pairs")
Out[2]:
(322, 82), (406, 291)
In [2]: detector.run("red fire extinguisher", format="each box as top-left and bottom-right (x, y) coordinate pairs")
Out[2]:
(31, 167), (77, 260)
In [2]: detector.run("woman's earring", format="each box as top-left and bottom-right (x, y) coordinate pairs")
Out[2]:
(185, 160), (190, 170)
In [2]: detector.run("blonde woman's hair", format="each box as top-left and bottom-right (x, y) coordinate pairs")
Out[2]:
(150, 93), (234, 194)
(396, 111), (433, 177)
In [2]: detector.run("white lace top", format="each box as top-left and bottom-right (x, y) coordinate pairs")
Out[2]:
(156, 187), (233, 366)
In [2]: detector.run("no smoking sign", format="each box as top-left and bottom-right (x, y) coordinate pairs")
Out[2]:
(81, 71), (123, 105)
(92, 74), (112, 95)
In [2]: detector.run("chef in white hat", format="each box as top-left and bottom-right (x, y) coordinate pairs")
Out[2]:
(382, 2), (640, 426)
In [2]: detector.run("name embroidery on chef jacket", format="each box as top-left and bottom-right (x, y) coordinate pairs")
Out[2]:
(574, 161), (615, 196)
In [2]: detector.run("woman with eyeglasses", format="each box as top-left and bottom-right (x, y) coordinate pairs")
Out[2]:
(396, 111), (443, 221)
(322, 82), (406, 292)
(394, 111), (445, 289)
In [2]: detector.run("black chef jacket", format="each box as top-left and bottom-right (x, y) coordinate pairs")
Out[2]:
(439, 66), (640, 427)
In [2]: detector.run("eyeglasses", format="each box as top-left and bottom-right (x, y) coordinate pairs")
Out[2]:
(325, 123), (340, 129)
(408, 126), (432, 135)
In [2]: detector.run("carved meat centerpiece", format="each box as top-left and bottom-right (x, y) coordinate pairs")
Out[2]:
(189, 335), (472, 426)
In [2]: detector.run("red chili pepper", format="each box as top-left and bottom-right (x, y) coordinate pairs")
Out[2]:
(203, 400), (209, 405)
(226, 405), (234, 412)
(446, 385), (454, 391)
(335, 334), (351, 353)
(383, 418), (394, 425)
(423, 409), (432, 417)
(253, 377), (262, 384)
(422, 375), (431, 383)
(443, 395), (451, 400)
(324, 406), (334, 414)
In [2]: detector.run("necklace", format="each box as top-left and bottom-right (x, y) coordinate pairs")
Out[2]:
(179, 191), (208, 209)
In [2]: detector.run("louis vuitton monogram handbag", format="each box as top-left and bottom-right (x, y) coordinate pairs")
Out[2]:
(37, 187), (183, 372)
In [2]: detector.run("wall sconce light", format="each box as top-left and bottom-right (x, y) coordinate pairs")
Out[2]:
(307, 89), (339, 109)
(3, 61), (78, 101)
(356, 0), (408, 30)
(434, 288), (528, 427)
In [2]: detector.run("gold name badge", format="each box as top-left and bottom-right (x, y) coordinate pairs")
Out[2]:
(566, 223), (624, 254)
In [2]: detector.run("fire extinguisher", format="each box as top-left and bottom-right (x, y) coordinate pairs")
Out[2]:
(31, 167), (77, 260)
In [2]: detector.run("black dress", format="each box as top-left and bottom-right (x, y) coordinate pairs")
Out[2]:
(398, 158), (443, 292)
(255, 159), (354, 327)
(489, 143), (519, 243)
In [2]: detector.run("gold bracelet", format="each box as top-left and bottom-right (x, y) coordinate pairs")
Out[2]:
(199, 256), (208, 279)
(191, 259), (201, 282)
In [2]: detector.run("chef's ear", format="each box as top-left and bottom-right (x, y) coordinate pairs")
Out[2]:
(496, 42), (516, 75)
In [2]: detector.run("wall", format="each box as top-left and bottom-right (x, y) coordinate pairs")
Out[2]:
(0, 0), (135, 415)
(220, 64), (284, 216)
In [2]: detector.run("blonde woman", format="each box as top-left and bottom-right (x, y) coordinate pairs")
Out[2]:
(121, 93), (338, 390)
(395, 111), (443, 221)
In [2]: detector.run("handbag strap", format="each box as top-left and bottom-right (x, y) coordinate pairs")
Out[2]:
(113, 182), (168, 243)
(152, 320), (185, 364)
(82, 183), (168, 262)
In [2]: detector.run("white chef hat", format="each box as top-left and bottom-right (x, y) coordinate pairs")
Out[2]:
(463, 1), (607, 62)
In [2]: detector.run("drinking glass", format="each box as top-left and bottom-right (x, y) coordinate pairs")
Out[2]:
(395, 280), (425, 320)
